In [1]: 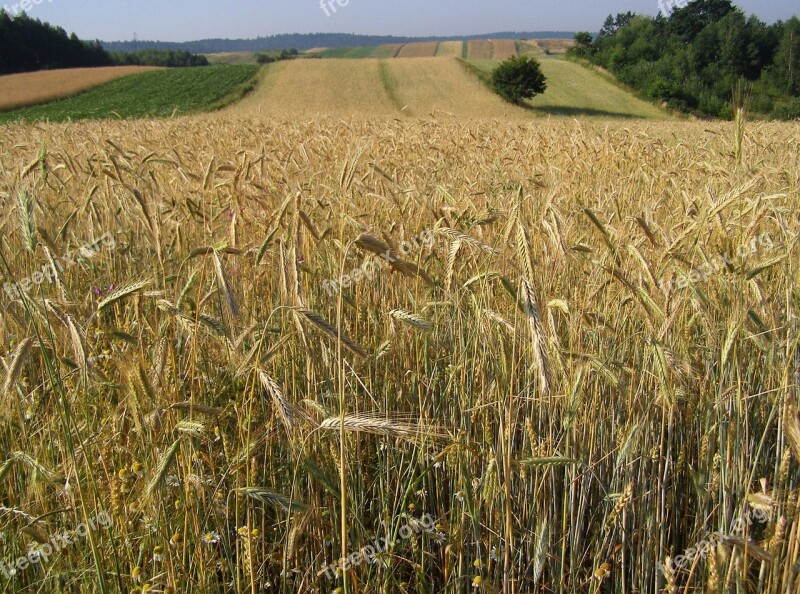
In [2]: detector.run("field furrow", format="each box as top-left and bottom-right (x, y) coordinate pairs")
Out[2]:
(373, 43), (405, 58)
(435, 41), (464, 57)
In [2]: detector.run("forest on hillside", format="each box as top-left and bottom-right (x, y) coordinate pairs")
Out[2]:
(570, 0), (800, 119)
(0, 11), (110, 74)
(0, 11), (210, 74)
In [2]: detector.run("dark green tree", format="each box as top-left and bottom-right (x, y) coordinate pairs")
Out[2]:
(668, 0), (736, 41)
(773, 17), (800, 95)
(569, 32), (594, 58)
(491, 56), (547, 104)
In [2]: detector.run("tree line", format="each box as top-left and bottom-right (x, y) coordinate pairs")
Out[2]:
(0, 11), (209, 74)
(569, 0), (800, 119)
(101, 32), (575, 54)
(0, 11), (110, 74)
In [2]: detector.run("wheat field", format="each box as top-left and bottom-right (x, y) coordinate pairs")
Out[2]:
(466, 40), (494, 60)
(0, 103), (799, 594)
(0, 66), (162, 111)
(490, 40), (518, 60)
(397, 42), (440, 58)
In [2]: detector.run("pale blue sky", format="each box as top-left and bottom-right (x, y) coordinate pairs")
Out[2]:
(3, 0), (797, 42)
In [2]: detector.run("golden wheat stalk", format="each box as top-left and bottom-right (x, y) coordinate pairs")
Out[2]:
(445, 239), (460, 292)
(236, 487), (308, 513)
(11, 451), (64, 486)
(145, 438), (181, 498)
(436, 227), (495, 254)
(16, 187), (36, 253)
(319, 414), (439, 441)
(722, 535), (774, 563)
(389, 309), (433, 331)
(0, 457), (15, 483)
(520, 279), (551, 396)
(212, 249), (240, 318)
(175, 420), (206, 437)
(516, 223), (535, 281)
(97, 279), (151, 313)
(784, 394), (800, 462)
(295, 308), (368, 358)
(257, 369), (294, 432)
(2, 336), (35, 399)
(170, 402), (225, 417)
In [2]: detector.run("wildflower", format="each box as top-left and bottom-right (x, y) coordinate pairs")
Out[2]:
(165, 475), (180, 487)
(202, 532), (220, 545)
(594, 562), (612, 580)
(140, 516), (155, 531)
(26, 544), (42, 563)
(152, 546), (164, 562)
(490, 546), (501, 562)
(455, 490), (465, 504)
(472, 576), (482, 588)
(237, 526), (249, 538)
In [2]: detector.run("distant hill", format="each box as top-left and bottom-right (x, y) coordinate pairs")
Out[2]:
(101, 32), (575, 54)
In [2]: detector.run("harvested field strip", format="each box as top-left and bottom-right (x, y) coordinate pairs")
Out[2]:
(373, 44), (405, 58)
(435, 41), (464, 57)
(204, 52), (259, 65)
(537, 38), (574, 53)
(397, 42), (439, 58)
(229, 59), (396, 117)
(491, 39), (518, 60)
(341, 46), (379, 58)
(0, 65), (259, 123)
(385, 57), (527, 118)
(467, 40), (493, 59)
(0, 66), (162, 111)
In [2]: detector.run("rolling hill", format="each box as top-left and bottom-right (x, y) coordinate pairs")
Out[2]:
(227, 56), (667, 120)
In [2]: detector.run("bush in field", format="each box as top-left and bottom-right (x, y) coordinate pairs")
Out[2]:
(491, 56), (547, 104)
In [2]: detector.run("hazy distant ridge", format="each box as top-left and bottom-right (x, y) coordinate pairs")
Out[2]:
(102, 32), (575, 53)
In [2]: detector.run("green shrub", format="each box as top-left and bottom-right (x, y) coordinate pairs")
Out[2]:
(490, 56), (547, 105)
(771, 98), (800, 120)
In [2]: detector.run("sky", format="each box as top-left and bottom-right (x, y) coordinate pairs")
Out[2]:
(2, 0), (797, 42)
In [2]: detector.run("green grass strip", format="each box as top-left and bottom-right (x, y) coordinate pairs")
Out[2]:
(0, 65), (260, 123)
